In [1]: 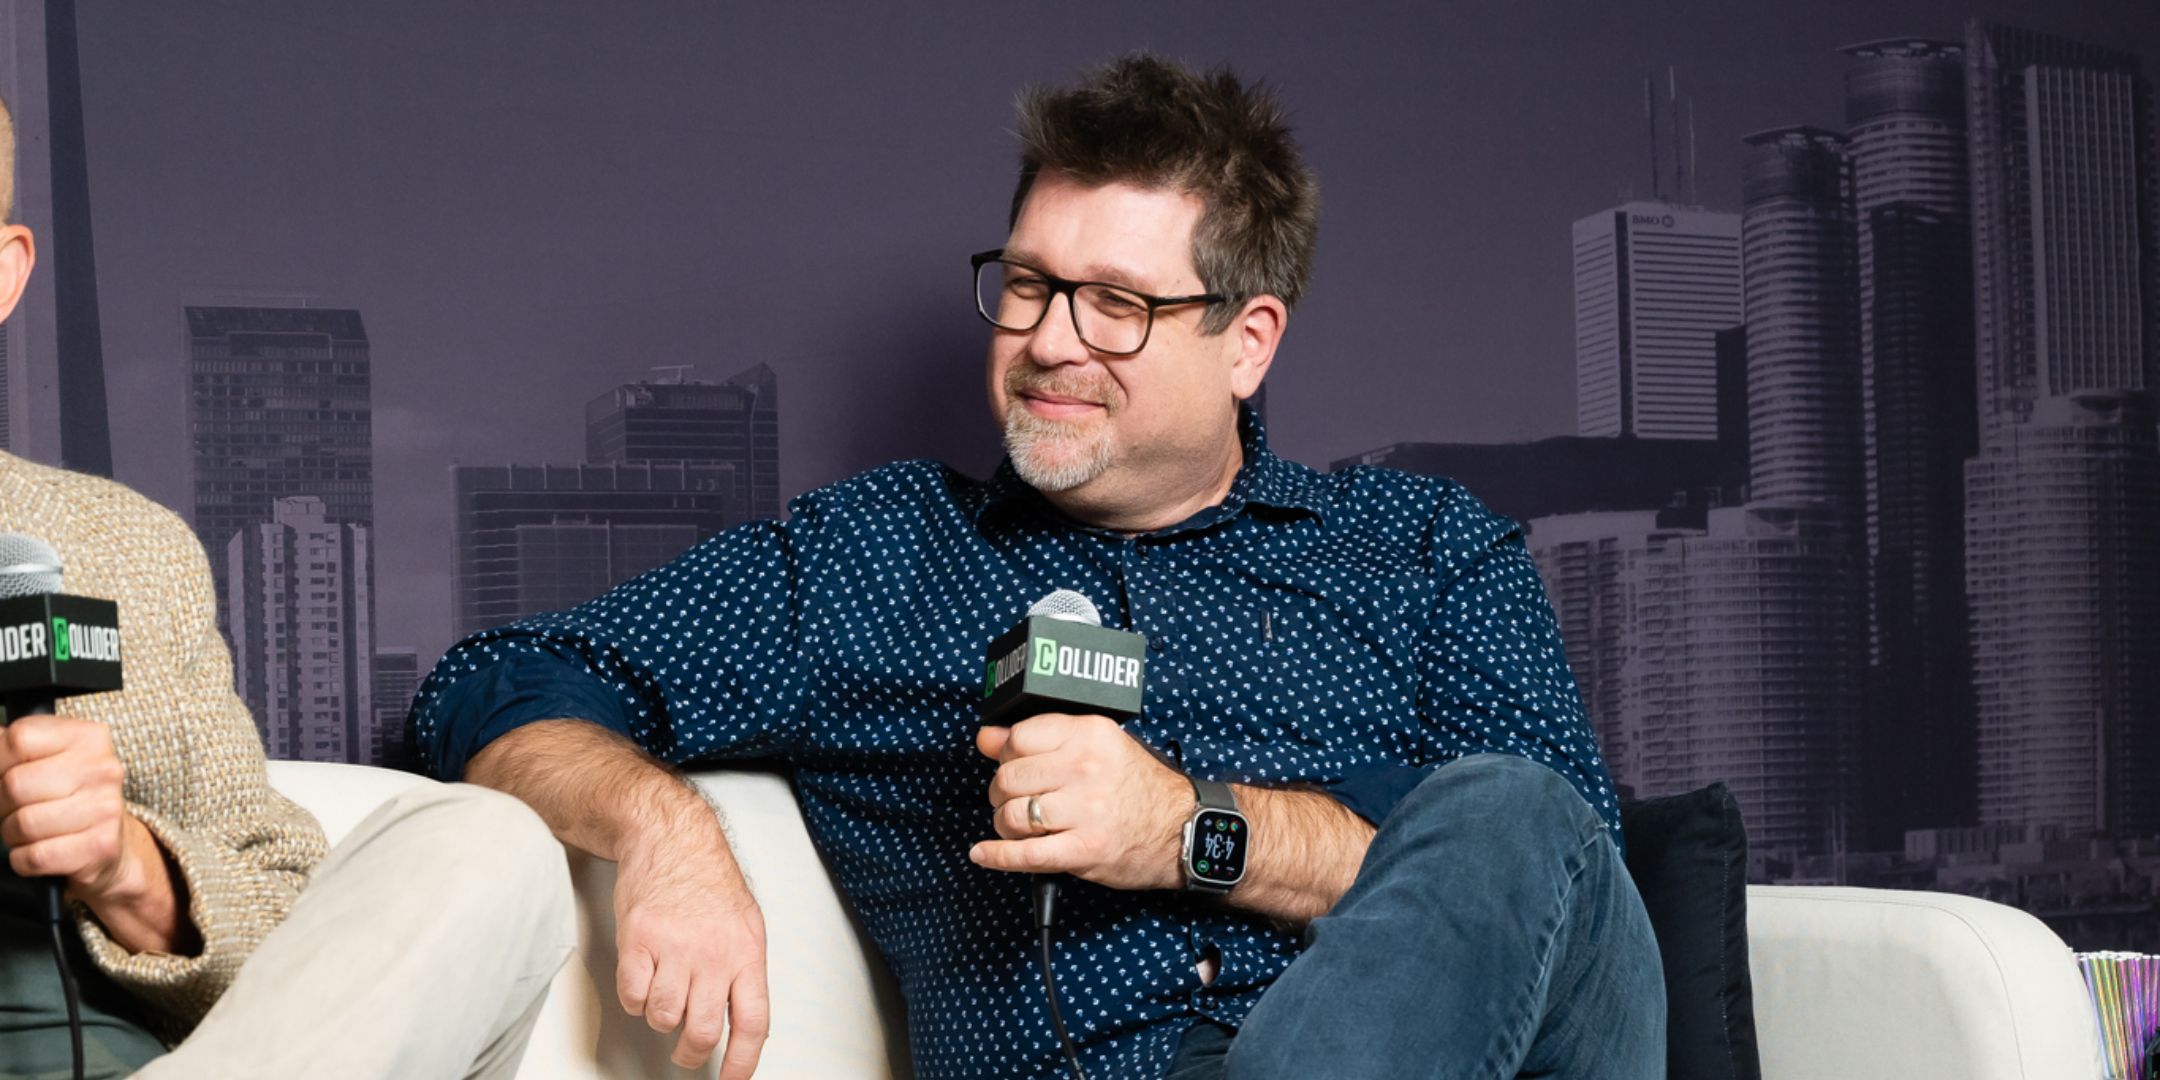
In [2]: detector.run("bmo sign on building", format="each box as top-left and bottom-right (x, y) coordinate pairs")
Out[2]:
(1572, 201), (1742, 442)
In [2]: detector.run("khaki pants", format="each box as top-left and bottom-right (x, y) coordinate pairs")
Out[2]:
(139, 783), (577, 1080)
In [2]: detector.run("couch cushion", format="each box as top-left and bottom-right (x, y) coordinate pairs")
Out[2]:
(1620, 783), (1761, 1080)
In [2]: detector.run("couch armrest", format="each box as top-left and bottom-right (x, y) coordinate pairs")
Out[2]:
(266, 762), (909, 1079)
(547, 769), (910, 1079)
(266, 759), (434, 843)
(1747, 885), (2102, 1080)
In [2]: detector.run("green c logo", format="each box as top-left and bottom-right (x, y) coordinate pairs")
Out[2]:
(51, 617), (69, 662)
(1032, 638), (1057, 676)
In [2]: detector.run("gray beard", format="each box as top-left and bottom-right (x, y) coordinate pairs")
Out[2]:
(1003, 409), (1114, 493)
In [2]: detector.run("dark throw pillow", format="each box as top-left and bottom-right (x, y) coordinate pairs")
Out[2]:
(1619, 783), (1762, 1080)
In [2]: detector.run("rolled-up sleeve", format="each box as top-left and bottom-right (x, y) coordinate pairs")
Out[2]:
(411, 511), (817, 781)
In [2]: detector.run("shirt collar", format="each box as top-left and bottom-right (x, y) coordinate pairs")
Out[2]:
(978, 401), (1328, 534)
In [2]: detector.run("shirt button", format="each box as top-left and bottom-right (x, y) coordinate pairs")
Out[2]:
(1148, 635), (1165, 653)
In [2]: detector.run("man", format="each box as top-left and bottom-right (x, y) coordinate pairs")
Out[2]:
(0, 97), (575, 1078)
(414, 55), (1664, 1079)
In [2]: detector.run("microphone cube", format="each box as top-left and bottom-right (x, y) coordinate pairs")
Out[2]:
(982, 615), (1147, 726)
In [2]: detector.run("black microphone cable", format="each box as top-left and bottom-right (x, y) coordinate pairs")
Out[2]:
(11, 701), (86, 1080)
(1033, 878), (1086, 1080)
(45, 878), (85, 1080)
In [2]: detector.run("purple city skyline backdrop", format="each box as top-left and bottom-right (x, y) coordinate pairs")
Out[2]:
(68, 0), (2154, 666)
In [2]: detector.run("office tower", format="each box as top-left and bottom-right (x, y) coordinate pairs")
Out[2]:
(1740, 127), (1865, 511)
(0, 0), (108, 473)
(1966, 20), (2158, 439)
(1572, 203), (1742, 441)
(585, 364), (779, 522)
(1332, 437), (1728, 526)
(1525, 510), (1689, 797)
(1842, 39), (1979, 840)
(1966, 392), (2160, 836)
(1631, 505), (1864, 854)
(1963, 22), (2160, 839)
(187, 305), (373, 615)
(228, 497), (373, 763)
(451, 462), (741, 638)
(371, 648), (419, 769)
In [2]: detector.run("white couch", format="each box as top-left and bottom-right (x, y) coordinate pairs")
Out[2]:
(265, 761), (2105, 1079)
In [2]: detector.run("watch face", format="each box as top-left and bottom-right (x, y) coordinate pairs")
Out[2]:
(1188, 809), (1248, 886)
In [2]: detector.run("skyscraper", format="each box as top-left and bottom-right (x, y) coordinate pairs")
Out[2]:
(371, 647), (419, 769)
(187, 305), (374, 616)
(1842, 39), (1978, 841)
(451, 461), (741, 638)
(1524, 509), (1690, 797)
(1966, 20), (2158, 439)
(1631, 505), (1864, 855)
(227, 496), (373, 763)
(1963, 22), (2160, 839)
(1610, 124), (1873, 857)
(1740, 127), (1865, 511)
(1572, 203), (1742, 441)
(1966, 392), (2160, 836)
(585, 364), (780, 522)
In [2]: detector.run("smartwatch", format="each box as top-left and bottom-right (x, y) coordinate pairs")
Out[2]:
(1181, 777), (1249, 893)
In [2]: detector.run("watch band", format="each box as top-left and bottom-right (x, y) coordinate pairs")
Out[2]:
(1190, 776), (1237, 814)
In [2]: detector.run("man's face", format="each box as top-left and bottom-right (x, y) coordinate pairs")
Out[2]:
(986, 172), (1247, 516)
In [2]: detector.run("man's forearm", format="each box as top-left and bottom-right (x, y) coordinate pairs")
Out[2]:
(1221, 784), (1377, 924)
(465, 719), (729, 866)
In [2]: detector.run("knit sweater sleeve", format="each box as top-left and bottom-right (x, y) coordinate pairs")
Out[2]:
(68, 498), (327, 1041)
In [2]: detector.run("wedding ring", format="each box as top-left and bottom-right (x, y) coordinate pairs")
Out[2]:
(1027, 794), (1048, 834)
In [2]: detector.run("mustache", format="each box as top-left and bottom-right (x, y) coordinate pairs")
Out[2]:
(1004, 369), (1119, 408)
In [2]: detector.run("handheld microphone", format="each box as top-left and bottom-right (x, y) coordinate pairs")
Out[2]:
(982, 590), (1145, 1080)
(982, 589), (1146, 730)
(0, 534), (117, 1080)
(0, 534), (124, 722)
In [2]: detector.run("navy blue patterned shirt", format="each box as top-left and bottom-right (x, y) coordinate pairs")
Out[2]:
(411, 408), (1618, 1080)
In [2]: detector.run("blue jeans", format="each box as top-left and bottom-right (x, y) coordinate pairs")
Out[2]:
(1167, 754), (1665, 1080)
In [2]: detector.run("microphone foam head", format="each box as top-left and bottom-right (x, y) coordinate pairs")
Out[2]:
(0, 533), (64, 598)
(1027, 589), (1102, 627)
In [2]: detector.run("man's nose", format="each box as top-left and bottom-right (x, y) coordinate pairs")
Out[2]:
(1024, 293), (1092, 367)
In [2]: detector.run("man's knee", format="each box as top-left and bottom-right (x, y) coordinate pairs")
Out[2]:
(374, 783), (569, 898)
(1389, 753), (1603, 851)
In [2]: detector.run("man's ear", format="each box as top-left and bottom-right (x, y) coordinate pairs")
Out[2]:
(1228, 295), (1286, 402)
(0, 225), (35, 325)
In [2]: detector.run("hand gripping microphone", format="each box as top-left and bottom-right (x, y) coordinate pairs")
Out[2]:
(0, 533), (122, 1080)
(982, 590), (1147, 1080)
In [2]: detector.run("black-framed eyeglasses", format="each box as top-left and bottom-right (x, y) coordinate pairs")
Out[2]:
(971, 249), (1226, 357)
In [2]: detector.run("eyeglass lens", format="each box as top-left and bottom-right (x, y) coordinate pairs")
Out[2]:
(974, 260), (1154, 355)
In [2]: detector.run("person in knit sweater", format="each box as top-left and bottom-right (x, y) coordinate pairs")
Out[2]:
(0, 95), (575, 1079)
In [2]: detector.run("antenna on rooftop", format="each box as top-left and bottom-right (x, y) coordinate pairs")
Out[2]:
(1643, 76), (1663, 202)
(1686, 95), (1699, 205)
(1668, 67), (1685, 207)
